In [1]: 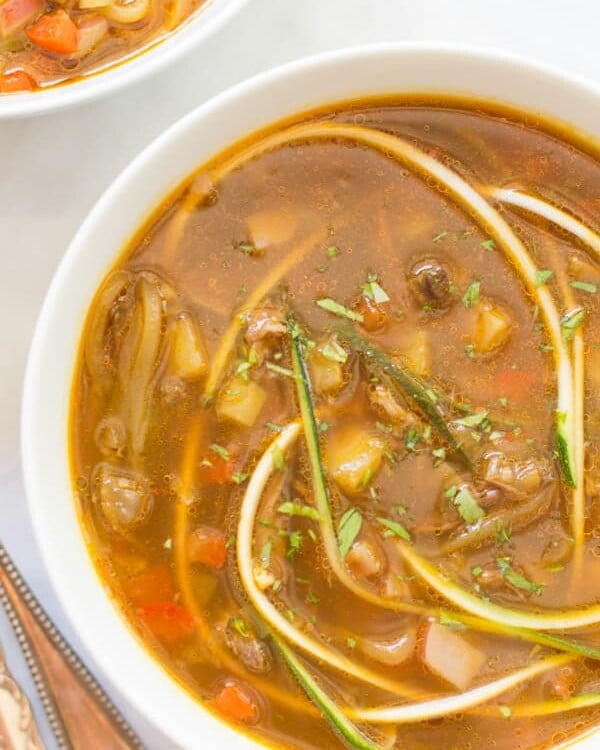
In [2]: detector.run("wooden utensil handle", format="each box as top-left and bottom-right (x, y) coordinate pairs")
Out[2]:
(0, 543), (145, 750)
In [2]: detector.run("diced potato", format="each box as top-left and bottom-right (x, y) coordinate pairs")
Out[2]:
(397, 329), (430, 376)
(169, 312), (208, 378)
(308, 339), (346, 395)
(216, 374), (267, 427)
(474, 300), (512, 354)
(247, 210), (297, 250)
(325, 425), (385, 495)
(419, 620), (486, 691)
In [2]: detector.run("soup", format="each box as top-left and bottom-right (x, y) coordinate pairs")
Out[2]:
(0, 0), (203, 92)
(71, 98), (600, 750)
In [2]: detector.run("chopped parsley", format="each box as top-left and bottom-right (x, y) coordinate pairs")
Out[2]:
(238, 242), (259, 255)
(570, 280), (598, 294)
(260, 539), (272, 568)
(337, 507), (362, 558)
(210, 443), (230, 460)
(327, 245), (341, 258)
(452, 411), (489, 429)
(362, 273), (391, 303)
(287, 530), (303, 558)
(277, 501), (321, 521)
(461, 280), (481, 308)
(316, 297), (364, 322)
(404, 428), (421, 451)
(231, 472), (248, 485)
(376, 516), (411, 541)
(481, 239), (496, 252)
(319, 339), (348, 363)
(266, 361), (296, 378)
(272, 444), (285, 472)
(446, 485), (485, 525)
(432, 230), (448, 242)
(230, 617), (250, 638)
(432, 447), (446, 467)
(346, 636), (357, 649)
(535, 269), (554, 287)
(561, 307), (587, 341)
(496, 557), (544, 595)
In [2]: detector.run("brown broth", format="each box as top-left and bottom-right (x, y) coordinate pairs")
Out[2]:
(71, 97), (600, 750)
(0, 0), (204, 92)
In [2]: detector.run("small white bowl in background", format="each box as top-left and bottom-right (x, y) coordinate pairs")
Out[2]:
(0, 0), (248, 119)
(22, 44), (600, 750)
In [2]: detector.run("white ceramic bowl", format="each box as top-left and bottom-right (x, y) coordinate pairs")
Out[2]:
(22, 44), (600, 750)
(0, 0), (248, 119)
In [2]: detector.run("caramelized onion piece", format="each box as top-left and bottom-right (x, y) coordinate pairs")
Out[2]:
(84, 270), (131, 388)
(360, 629), (416, 667)
(119, 274), (165, 458)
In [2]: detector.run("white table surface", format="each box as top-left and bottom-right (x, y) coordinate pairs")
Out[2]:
(1, 1), (599, 747)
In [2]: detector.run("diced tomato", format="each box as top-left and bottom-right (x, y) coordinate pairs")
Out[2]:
(0, 70), (35, 92)
(137, 601), (195, 647)
(497, 370), (537, 402)
(124, 565), (173, 607)
(356, 294), (387, 332)
(198, 452), (236, 485)
(208, 679), (260, 723)
(188, 526), (228, 569)
(0, 0), (44, 38)
(26, 9), (78, 55)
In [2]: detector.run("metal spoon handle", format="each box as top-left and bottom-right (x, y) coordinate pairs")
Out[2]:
(0, 542), (146, 750)
(0, 644), (46, 750)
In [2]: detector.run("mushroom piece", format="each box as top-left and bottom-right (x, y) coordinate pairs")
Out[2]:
(244, 306), (287, 345)
(92, 463), (153, 532)
(225, 618), (273, 674)
(408, 258), (452, 310)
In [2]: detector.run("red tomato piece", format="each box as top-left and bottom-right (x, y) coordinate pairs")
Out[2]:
(26, 10), (78, 55)
(188, 526), (228, 569)
(198, 451), (236, 485)
(137, 601), (195, 647)
(497, 370), (537, 402)
(0, 70), (35, 92)
(124, 565), (173, 607)
(209, 680), (260, 723)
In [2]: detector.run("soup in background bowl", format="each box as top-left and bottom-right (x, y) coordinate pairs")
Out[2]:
(0, 0), (248, 117)
(22, 45), (600, 750)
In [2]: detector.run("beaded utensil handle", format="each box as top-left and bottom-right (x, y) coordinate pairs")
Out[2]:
(0, 643), (45, 750)
(0, 542), (146, 750)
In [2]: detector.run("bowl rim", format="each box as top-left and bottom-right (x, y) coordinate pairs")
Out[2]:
(22, 41), (600, 750)
(0, 0), (249, 119)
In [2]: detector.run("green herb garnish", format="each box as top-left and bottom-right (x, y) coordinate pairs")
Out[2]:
(535, 269), (554, 287)
(570, 280), (598, 294)
(496, 557), (544, 595)
(277, 501), (322, 521)
(337, 508), (362, 558)
(376, 516), (411, 541)
(461, 280), (481, 308)
(316, 298), (364, 322)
